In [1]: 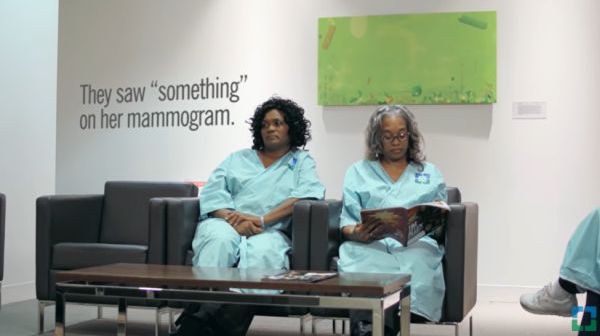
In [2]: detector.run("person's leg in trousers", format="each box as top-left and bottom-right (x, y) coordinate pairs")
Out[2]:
(559, 277), (587, 295)
(175, 302), (255, 336)
(174, 303), (221, 336)
(579, 291), (600, 336)
(212, 304), (256, 336)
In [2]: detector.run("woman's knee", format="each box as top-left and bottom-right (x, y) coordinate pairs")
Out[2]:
(244, 231), (290, 265)
(196, 219), (239, 244)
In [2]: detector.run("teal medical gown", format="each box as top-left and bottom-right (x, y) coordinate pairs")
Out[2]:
(560, 208), (600, 294)
(338, 160), (447, 321)
(192, 149), (325, 275)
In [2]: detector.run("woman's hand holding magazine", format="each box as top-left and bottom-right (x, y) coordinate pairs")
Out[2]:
(360, 201), (450, 245)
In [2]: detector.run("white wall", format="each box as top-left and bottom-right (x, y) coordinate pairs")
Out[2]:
(0, 0), (58, 303)
(2, 0), (597, 304)
(56, 0), (600, 299)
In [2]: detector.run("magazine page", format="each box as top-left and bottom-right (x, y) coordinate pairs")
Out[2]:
(360, 206), (408, 230)
(359, 201), (450, 246)
(411, 200), (450, 211)
(262, 270), (338, 283)
(405, 204), (449, 245)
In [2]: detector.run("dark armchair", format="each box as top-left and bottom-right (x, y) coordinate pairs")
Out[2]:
(35, 181), (198, 333)
(308, 187), (479, 336)
(0, 193), (5, 309)
(157, 198), (314, 269)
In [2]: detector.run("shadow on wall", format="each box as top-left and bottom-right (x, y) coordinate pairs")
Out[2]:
(320, 104), (493, 139)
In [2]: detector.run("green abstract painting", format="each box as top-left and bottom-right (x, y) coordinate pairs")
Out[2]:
(318, 11), (496, 105)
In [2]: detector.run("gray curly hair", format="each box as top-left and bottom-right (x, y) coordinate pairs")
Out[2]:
(365, 105), (426, 167)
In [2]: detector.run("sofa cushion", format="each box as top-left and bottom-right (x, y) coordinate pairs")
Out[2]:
(185, 249), (193, 266)
(52, 242), (147, 270)
(100, 181), (198, 245)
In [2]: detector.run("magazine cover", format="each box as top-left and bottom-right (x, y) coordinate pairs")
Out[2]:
(360, 201), (450, 245)
(262, 270), (338, 283)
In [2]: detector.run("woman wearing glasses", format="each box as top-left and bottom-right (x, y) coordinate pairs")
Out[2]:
(338, 105), (447, 336)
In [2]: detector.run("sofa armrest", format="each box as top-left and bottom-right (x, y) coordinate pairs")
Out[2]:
(148, 198), (167, 264)
(164, 197), (200, 265)
(309, 200), (343, 271)
(36, 194), (104, 299)
(291, 200), (313, 270)
(443, 202), (478, 322)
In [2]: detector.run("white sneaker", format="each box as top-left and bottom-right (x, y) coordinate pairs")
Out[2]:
(520, 281), (577, 317)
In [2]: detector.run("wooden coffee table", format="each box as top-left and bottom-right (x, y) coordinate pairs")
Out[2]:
(55, 263), (411, 336)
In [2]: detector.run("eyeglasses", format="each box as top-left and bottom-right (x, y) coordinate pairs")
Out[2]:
(382, 131), (410, 143)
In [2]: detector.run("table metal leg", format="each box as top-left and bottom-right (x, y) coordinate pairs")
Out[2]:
(372, 300), (385, 336)
(117, 298), (127, 336)
(399, 290), (411, 336)
(154, 307), (160, 336)
(39, 301), (46, 334)
(54, 292), (65, 336)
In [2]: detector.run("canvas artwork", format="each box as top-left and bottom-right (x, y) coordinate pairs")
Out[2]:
(318, 11), (496, 105)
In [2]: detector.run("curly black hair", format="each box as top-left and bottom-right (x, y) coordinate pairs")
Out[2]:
(248, 97), (312, 150)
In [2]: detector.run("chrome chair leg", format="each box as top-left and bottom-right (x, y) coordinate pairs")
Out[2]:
(117, 298), (127, 336)
(38, 301), (45, 334)
(169, 308), (175, 333)
(155, 307), (163, 336)
(55, 294), (65, 336)
(469, 315), (473, 336)
(38, 300), (53, 334)
(299, 314), (310, 335)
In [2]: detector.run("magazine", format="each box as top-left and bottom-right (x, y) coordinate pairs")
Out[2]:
(262, 270), (338, 283)
(360, 201), (450, 246)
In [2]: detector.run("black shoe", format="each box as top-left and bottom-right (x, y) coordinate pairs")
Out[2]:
(350, 320), (397, 336)
(172, 304), (217, 336)
(351, 320), (372, 336)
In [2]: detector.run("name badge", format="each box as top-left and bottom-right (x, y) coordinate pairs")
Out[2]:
(415, 172), (430, 184)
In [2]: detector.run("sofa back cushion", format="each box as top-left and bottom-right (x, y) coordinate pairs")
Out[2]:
(100, 181), (198, 245)
(446, 187), (461, 204)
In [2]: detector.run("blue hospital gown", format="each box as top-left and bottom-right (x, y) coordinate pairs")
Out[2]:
(338, 160), (447, 321)
(560, 208), (600, 294)
(192, 148), (325, 274)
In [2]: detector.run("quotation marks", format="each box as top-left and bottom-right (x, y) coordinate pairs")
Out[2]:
(150, 75), (246, 90)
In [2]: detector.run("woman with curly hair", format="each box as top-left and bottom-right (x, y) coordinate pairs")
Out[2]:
(174, 97), (325, 336)
(338, 105), (447, 336)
